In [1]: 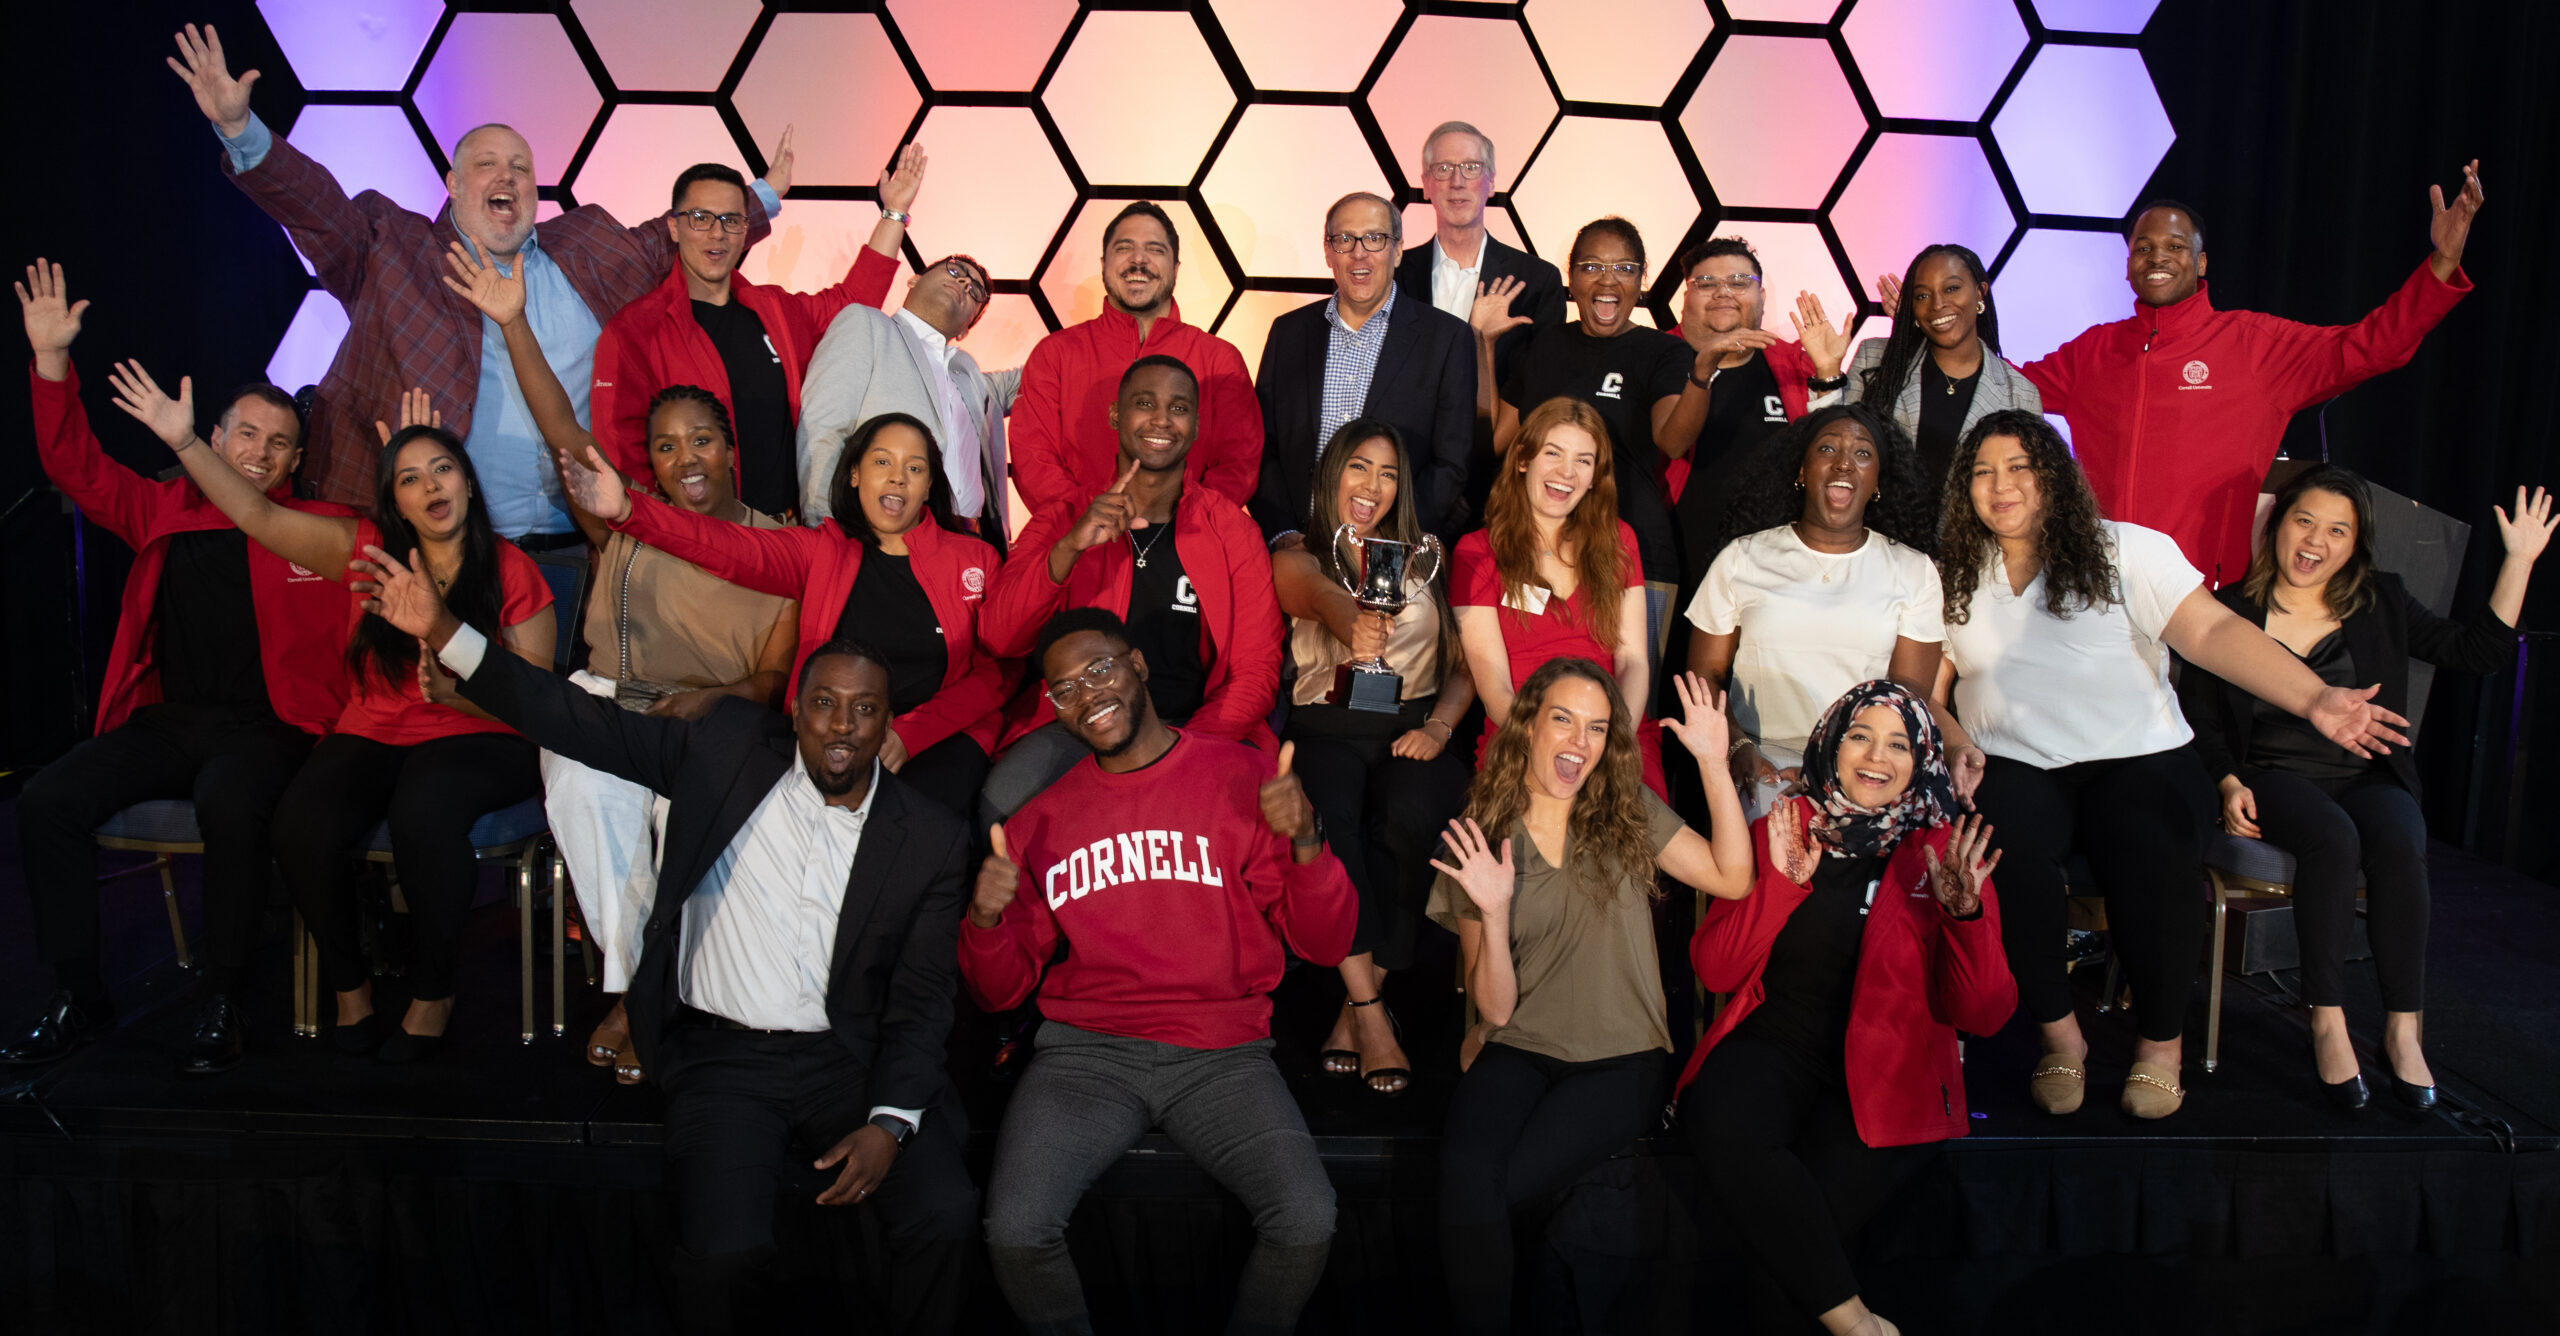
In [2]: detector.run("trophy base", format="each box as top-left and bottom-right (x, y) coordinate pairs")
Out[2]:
(1331, 665), (1406, 715)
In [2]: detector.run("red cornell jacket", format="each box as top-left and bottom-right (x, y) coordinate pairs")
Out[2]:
(1008, 301), (1261, 516)
(980, 485), (1282, 750)
(1675, 801), (2017, 1149)
(1657, 335), (1817, 501)
(613, 494), (1010, 757)
(31, 365), (352, 737)
(957, 730), (1357, 1048)
(2018, 259), (2470, 585)
(591, 248), (902, 488)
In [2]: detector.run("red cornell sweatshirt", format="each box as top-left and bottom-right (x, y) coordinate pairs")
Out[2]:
(2017, 259), (2469, 585)
(958, 731), (1357, 1049)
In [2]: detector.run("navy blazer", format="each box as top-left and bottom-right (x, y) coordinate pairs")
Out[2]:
(1393, 232), (1565, 392)
(2176, 570), (2517, 802)
(1250, 292), (1477, 542)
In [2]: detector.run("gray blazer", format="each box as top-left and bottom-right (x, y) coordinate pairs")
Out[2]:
(1840, 337), (2042, 443)
(797, 305), (1022, 527)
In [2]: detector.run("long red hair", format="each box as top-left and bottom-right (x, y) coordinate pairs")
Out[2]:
(1483, 396), (1626, 640)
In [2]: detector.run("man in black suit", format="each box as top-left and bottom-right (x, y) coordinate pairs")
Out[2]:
(1253, 191), (1476, 542)
(354, 544), (976, 1336)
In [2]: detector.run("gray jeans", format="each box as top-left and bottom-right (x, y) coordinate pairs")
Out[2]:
(983, 1023), (1336, 1336)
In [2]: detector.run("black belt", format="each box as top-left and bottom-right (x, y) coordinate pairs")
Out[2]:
(514, 530), (587, 553)
(680, 1004), (805, 1035)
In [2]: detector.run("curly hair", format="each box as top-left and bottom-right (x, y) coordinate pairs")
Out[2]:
(1939, 409), (2121, 626)
(1460, 658), (1658, 905)
(1484, 397), (1626, 644)
(1709, 403), (1936, 563)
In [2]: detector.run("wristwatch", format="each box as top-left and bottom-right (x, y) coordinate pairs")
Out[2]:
(868, 1113), (914, 1145)
(1293, 812), (1327, 849)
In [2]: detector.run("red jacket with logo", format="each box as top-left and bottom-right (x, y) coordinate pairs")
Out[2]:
(31, 364), (353, 737)
(979, 484), (1281, 751)
(1007, 301), (1260, 516)
(2017, 259), (2470, 584)
(614, 493), (1011, 757)
(1675, 801), (2017, 1149)
(591, 247), (902, 491)
(957, 730), (1356, 1048)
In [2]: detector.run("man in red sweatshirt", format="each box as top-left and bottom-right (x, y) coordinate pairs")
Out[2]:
(1007, 202), (1260, 515)
(2008, 164), (2485, 585)
(961, 606), (1356, 1336)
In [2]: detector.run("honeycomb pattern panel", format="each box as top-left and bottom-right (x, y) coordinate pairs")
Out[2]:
(2032, 0), (2162, 34)
(890, 0), (1076, 92)
(574, 104), (748, 227)
(575, 0), (762, 92)
(1680, 35), (1865, 210)
(287, 103), (448, 218)
(413, 12), (603, 180)
(1209, 0), (1402, 93)
(257, 0), (441, 93)
(1992, 227), (2134, 364)
(1045, 11), (1234, 189)
(267, 288), (349, 391)
(1510, 117), (1695, 269)
(1992, 45), (2174, 218)
(1842, 0), (2027, 122)
(1368, 16), (1557, 199)
(1202, 105), (1395, 280)
(738, 201), (886, 297)
(905, 106), (1078, 280)
(730, 13), (919, 189)
(1721, 0), (1845, 18)
(1828, 133), (2017, 299)
(1525, 0), (1716, 109)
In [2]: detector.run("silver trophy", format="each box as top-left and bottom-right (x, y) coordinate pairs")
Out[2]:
(1328, 524), (1443, 714)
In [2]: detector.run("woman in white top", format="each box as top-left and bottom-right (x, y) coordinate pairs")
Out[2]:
(1934, 409), (2407, 1120)
(1685, 404), (1944, 818)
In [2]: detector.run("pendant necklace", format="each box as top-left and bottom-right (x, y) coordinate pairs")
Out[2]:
(1129, 524), (1169, 569)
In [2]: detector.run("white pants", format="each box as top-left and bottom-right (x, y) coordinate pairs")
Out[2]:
(541, 671), (669, 994)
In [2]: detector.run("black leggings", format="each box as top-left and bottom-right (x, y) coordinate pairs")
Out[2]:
(1439, 1042), (1662, 1336)
(1682, 1031), (1936, 1324)
(2246, 769), (2429, 1010)
(272, 731), (540, 1000)
(1284, 702), (1473, 970)
(1970, 747), (2215, 1043)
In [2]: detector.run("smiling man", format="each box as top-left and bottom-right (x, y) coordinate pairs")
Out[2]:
(1251, 192), (1476, 542)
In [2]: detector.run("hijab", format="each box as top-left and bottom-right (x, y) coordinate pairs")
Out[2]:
(1798, 679), (1956, 858)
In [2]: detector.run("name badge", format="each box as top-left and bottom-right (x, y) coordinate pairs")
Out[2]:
(1503, 584), (1554, 616)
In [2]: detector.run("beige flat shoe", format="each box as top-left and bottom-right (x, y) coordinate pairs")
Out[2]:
(2030, 1052), (2086, 1115)
(2122, 1060), (2186, 1119)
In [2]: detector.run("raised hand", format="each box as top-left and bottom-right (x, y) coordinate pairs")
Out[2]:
(1661, 672), (1731, 766)
(1471, 276), (1533, 344)
(1684, 324), (1778, 366)
(2428, 159), (2485, 275)
(1789, 289), (1855, 380)
(1921, 814), (2001, 917)
(441, 240), (526, 325)
(352, 543), (458, 645)
(879, 142), (925, 216)
(167, 23), (258, 137)
(2307, 683), (2410, 758)
(2217, 776), (2261, 840)
(2494, 485), (2555, 563)
(105, 360), (196, 449)
(765, 124), (797, 199)
(1257, 742), (1318, 845)
(17, 260), (88, 368)
(1064, 456), (1142, 555)
(554, 437), (633, 523)
(1429, 817), (1516, 917)
(969, 824), (1020, 928)
(373, 387), (441, 445)
(1874, 272), (1903, 319)
(1947, 742), (1987, 809)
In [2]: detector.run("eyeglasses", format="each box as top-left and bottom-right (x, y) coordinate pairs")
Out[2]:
(1325, 231), (1395, 255)
(1572, 260), (1643, 278)
(1045, 655), (1127, 709)
(1686, 274), (1763, 293)
(942, 262), (989, 304)
(1425, 161), (1488, 181)
(678, 208), (749, 234)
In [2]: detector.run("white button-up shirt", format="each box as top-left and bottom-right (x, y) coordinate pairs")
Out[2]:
(1429, 236), (1485, 324)
(895, 307), (986, 521)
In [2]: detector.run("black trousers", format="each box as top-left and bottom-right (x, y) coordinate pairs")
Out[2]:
(1682, 1031), (1936, 1327)
(896, 733), (991, 834)
(1285, 702), (1473, 970)
(1971, 747), (2215, 1042)
(2246, 769), (2430, 1010)
(17, 703), (313, 998)
(271, 731), (539, 1000)
(656, 1024), (977, 1336)
(1439, 1042), (1663, 1336)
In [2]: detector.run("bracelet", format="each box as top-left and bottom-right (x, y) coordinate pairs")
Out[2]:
(173, 433), (202, 452)
(1424, 717), (1454, 735)
(1687, 367), (1718, 390)
(879, 207), (911, 224)
(1805, 373), (1849, 393)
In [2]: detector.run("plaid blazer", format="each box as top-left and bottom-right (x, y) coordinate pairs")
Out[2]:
(225, 135), (770, 508)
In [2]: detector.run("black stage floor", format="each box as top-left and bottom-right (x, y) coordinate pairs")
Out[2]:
(3, 787), (2556, 1334)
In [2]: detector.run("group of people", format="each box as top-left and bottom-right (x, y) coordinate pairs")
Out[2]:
(0, 21), (2535, 1335)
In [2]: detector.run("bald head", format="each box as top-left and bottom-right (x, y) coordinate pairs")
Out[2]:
(445, 123), (537, 258)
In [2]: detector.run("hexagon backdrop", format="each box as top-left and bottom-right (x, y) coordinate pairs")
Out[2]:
(251, 0), (2172, 420)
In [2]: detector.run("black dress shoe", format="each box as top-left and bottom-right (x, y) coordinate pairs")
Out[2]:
(328, 1013), (384, 1056)
(2322, 1073), (2370, 1112)
(179, 994), (246, 1075)
(2389, 1075), (2437, 1110)
(375, 1027), (446, 1065)
(0, 991), (116, 1066)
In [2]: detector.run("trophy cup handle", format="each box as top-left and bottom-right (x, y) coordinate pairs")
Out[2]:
(1329, 523), (1365, 596)
(1406, 533), (1445, 591)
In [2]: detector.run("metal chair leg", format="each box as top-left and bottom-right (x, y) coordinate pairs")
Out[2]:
(157, 855), (194, 970)
(517, 859), (535, 1045)
(292, 912), (318, 1038)
(550, 844), (567, 1039)
(2206, 874), (2229, 1074)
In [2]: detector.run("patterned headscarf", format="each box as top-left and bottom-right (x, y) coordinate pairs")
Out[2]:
(1798, 679), (1956, 858)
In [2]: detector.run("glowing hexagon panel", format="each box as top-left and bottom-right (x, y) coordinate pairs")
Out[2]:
(1369, 16), (1558, 195)
(1045, 11), (1234, 187)
(945, 294), (1050, 384)
(1510, 118), (1696, 269)
(1040, 199), (1234, 331)
(2032, 0), (2163, 34)
(266, 288), (349, 391)
(1215, 290), (1318, 377)
(1202, 106), (1396, 280)
(1993, 45), (2174, 218)
(1990, 227), (2131, 364)
(1828, 134), (2016, 296)
(1682, 221), (1858, 351)
(738, 202), (883, 296)
(1720, 0), (1844, 18)
(731, 13), (919, 189)
(1842, 0), (2027, 123)
(286, 103), (447, 218)
(571, 104), (746, 228)
(1209, 0), (1401, 92)
(413, 12), (604, 181)
(1682, 36), (1864, 210)
(906, 106), (1077, 279)
(258, 0), (440, 92)
(1526, 0), (1714, 108)
(890, 0), (1076, 92)
(575, 0), (761, 92)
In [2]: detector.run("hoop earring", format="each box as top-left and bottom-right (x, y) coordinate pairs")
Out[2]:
(1974, 302), (1985, 314)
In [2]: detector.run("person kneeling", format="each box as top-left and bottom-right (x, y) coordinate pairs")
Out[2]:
(1676, 681), (2016, 1336)
(960, 608), (1356, 1336)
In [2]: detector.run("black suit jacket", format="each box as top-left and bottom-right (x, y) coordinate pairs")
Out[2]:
(455, 649), (970, 1112)
(2175, 570), (2517, 803)
(1251, 293), (1477, 542)
(1393, 232), (1566, 392)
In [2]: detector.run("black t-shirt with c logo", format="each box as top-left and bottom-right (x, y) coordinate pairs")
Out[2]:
(1123, 512), (1208, 725)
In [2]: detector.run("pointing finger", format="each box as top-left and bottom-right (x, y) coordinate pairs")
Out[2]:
(1110, 453), (1141, 493)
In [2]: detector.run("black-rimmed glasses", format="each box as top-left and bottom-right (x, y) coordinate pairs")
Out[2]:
(677, 208), (748, 234)
(1325, 231), (1395, 255)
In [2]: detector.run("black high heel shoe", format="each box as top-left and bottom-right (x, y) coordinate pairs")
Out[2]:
(1347, 996), (1410, 1099)
(2388, 1075), (2436, 1110)
(2323, 1073), (2370, 1112)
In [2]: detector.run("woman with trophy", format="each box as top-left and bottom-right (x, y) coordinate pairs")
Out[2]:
(1274, 419), (1476, 1098)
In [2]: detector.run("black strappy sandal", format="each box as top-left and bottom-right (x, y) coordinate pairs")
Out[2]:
(1319, 998), (1360, 1079)
(1348, 996), (1412, 1099)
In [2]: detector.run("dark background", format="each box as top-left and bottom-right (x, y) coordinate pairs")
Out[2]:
(5, 0), (2555, 874)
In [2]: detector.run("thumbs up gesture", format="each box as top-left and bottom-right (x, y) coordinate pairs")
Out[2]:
(969, 824), (1020, 929)
(1257, 742), (1319, 848)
